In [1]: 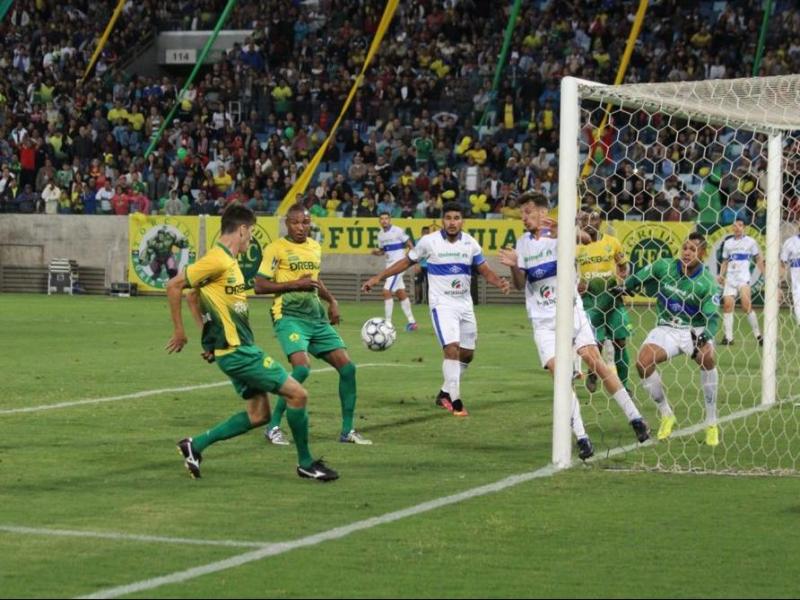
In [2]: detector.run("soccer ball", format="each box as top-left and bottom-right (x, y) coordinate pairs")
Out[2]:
(360, 317), (396, 351)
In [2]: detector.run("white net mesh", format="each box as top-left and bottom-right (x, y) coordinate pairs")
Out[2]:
(570, 75), (800, 475)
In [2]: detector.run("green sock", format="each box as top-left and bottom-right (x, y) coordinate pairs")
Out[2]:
(615, 345), (630, 388)
(338, 362), (357, 435)
(268, 364), (310, 430)
(192, 411), (254, 453)
(286, 407), (313, 468)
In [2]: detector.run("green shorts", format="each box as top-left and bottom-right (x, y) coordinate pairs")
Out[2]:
(585, 304), (632, 343)
(216, 345), (289, 400)
(274, 316), (346, 359)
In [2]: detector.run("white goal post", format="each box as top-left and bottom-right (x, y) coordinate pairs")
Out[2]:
(554, 74), (800, 471)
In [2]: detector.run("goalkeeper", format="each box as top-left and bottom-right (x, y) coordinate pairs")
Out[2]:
(621, 232), (722, 447)
(576, 211), (632, 392)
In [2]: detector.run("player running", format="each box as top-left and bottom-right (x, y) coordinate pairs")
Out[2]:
(372, 212), (418, 331)
(780, 231), (800, 325)
(362, 202), (510, 417)
(718, 218), (764, 346)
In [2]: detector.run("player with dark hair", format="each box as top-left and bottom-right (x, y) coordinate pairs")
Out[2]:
(372, 211), (418, 330)
(499, 193), (649, 459)
(254, 204), (370, 445)
(166, 203), (338, 481)
(362, 202), (510, 417)
(576, 210), (632, 392)
(718, 217), (764, 345)
(623, 231), (722, 446)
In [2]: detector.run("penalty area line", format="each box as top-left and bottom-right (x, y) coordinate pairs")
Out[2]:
(0, 525), (270, 549)
(76, 464), (563, 599)
(76, 397), (793, 598)
(0, 363), (414, 416)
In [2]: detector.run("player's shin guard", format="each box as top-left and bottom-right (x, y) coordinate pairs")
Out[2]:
(268, 365), (310, 430)
(193, 411), (254, 453)
(338, 362), (357, 435)
(642, 371), (673, 417)
(384, 298), (394, 322)
(747, 311), (761, 338)
(399, 298), (415, 325)
(701, 367), (718, 426)
(286, 407), (314, 468)
(442, 359), (461, 401)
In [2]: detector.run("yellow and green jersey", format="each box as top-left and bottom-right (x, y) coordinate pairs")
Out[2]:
(576, 233), (626, 311)
(185, 243), (253, 355)
(257, 237), (327, 323)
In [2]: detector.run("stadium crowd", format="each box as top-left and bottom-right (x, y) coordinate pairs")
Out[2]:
(0, 0), (798, 225)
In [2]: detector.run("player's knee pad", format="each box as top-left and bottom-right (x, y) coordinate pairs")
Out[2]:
(338, 361), (356, 381)
(291, 364), (311, 383)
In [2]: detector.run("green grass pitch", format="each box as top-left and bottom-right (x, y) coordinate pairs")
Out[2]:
(1, 294), (798, 598)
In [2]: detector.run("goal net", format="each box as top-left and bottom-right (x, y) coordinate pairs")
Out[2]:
(554, 75), (800, 475)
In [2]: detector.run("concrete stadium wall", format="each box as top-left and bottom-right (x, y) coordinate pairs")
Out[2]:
(0, 215), (448, 279)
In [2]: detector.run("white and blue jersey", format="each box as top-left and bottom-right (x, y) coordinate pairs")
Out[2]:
(780, 234), (800, 322)
(378, 225), (411, 291)
(780, 234), (800, 279)
(408, 230), (485, 308)
(516, 233), (559, 324)
(516, 232), (596, 365)
(408, 230), (484, 349)
(721, 234), (760, 286)
(378, 225), (410, 267)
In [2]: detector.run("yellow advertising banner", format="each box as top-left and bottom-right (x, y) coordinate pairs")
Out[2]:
(609, 221), (693, 275)
(129, 214), (199, 292)
(310, 217), (526, 255)
(606, 220), (765, 302)
(205, 216), (280, 289)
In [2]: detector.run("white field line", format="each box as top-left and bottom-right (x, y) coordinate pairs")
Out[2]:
(0, 526), (269, 549)
(77, 398), (790, 599)
(0, 363), (414, 416)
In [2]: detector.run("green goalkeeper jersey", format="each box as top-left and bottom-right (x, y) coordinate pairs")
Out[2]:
(624, 258), (720, 336)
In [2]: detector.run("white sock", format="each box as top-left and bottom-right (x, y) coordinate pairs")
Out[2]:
(642, 371), (673, 417)
(701, 368), (718, 426)
(723, 312), (734, 340)
(747, 311), (761, 337)
(399, 298), (415, 324)
(384, 298), (394, 322)
(612, 387), (642, 422)
(459, 361), (469, 377)
(442, 359), (461, 400)
(571, 391), (587, 439)
(573, 353), (582, 377)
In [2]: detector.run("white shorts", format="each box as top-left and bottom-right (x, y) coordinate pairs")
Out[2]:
(430, 304), (477, 349)
(531, 306), (596, 368)
(643, 325), (712, 359)
(384, 273), (406, 292)
(722, 275), (750, 299)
